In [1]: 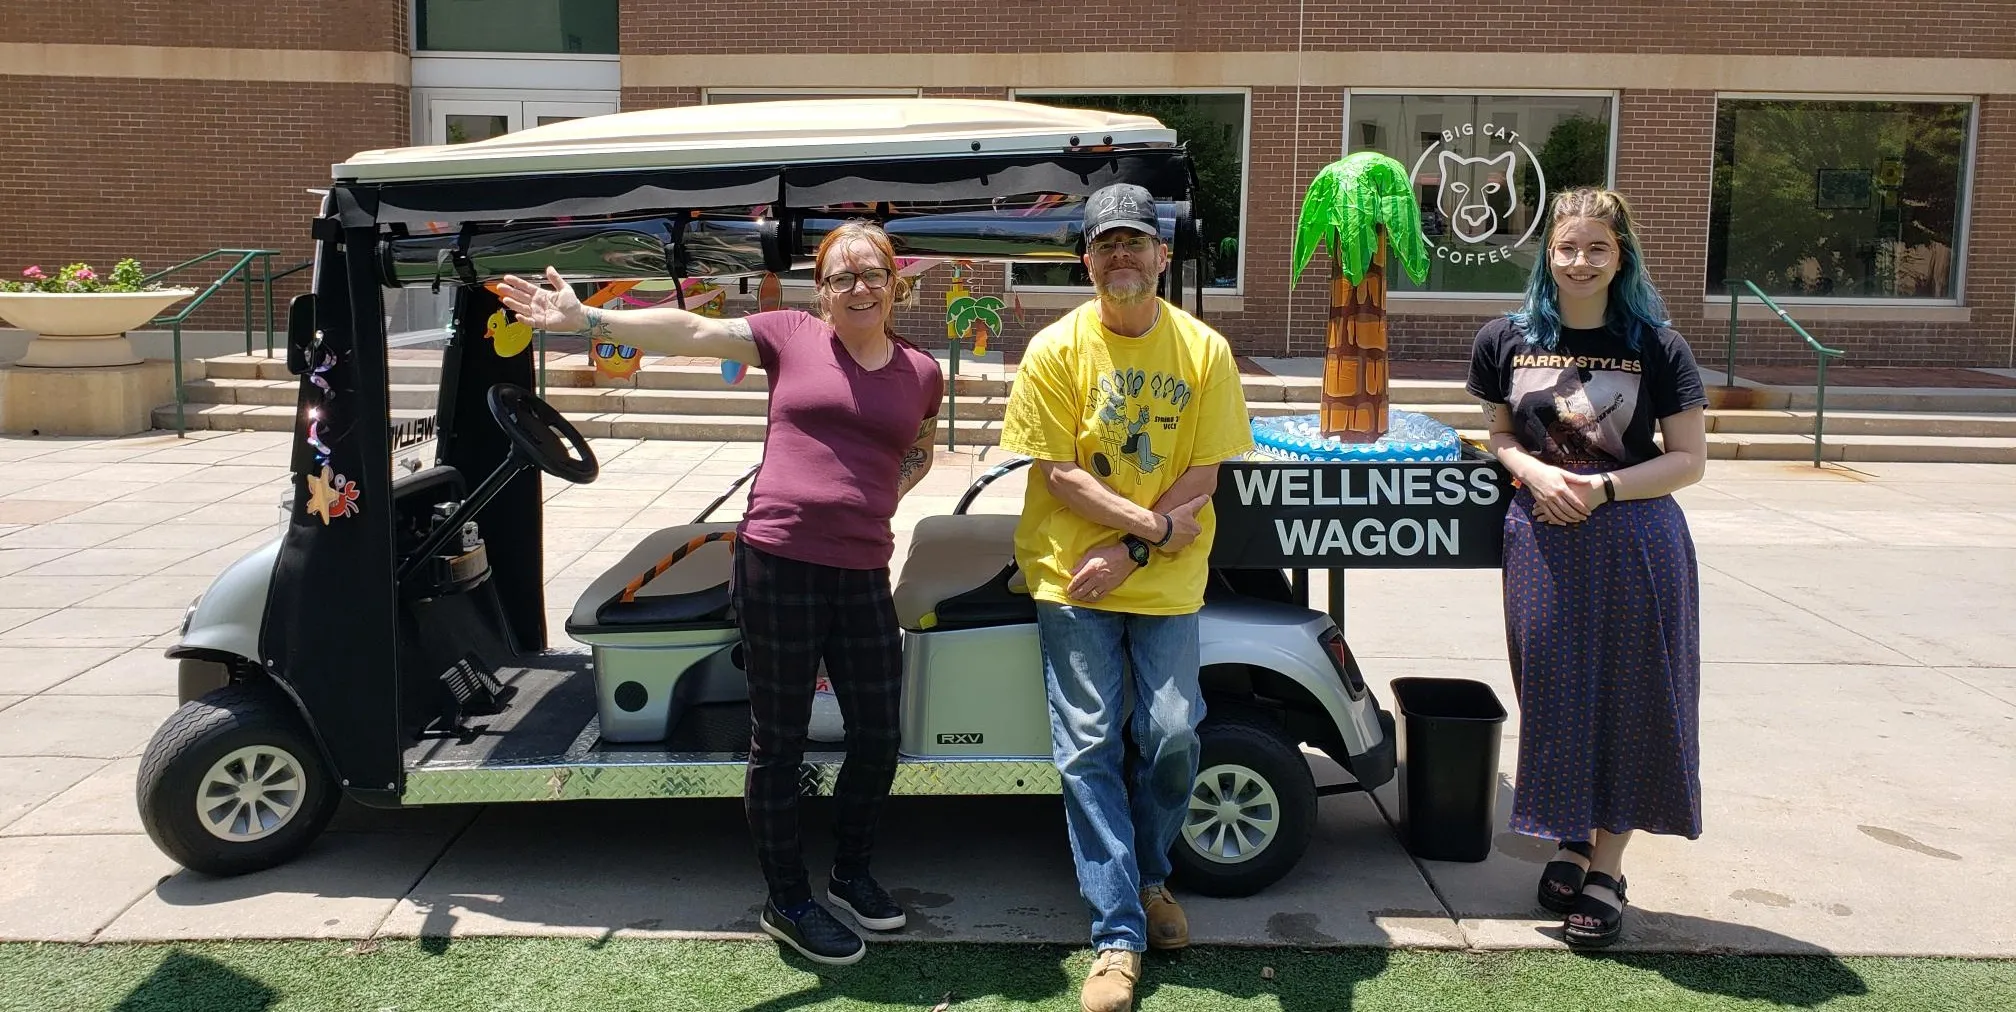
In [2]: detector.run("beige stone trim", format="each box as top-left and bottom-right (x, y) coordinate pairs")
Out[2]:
(1705, 298), (1972, 324)
(1388, 297), (1522, 317)
(624, 52), (2013, 94)
(1, 44), (408, 85)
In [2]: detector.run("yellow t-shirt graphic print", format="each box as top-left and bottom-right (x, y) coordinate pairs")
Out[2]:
(999, 300), (1253, 615)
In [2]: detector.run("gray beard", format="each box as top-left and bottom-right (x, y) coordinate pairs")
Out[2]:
(1095, 275), (1156, 305)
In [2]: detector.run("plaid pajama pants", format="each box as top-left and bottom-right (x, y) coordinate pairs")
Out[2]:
(732, 540), (904, 908)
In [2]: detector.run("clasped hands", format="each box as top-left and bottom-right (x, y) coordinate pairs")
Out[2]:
(1065, 494), (1209, 603)
(1524, 466), (1613, 526)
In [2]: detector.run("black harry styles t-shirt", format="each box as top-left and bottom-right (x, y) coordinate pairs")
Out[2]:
(1466, 317), (1707, 468)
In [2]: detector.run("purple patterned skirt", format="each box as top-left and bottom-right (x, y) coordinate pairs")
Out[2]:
(1501, 478), (1703, 842)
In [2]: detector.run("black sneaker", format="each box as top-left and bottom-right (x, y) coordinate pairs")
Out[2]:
(761, 899), (865, 965)
(828, 872), (908, 931)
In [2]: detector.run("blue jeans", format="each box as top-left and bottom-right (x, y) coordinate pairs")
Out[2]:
(1036, 602), (1205, 953)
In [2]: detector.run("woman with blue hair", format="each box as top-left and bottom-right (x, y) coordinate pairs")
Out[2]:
(1466, 187), (1709, 948)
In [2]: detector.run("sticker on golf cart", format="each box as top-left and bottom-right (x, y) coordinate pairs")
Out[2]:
(303, 465), (362, 524)
(484, 309), (533, 357)
(1209, 460), (1514, 569)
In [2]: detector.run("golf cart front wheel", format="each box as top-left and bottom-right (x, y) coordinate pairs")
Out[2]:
(1168, 710), (1318, 898)
(136, 684), (340, 876)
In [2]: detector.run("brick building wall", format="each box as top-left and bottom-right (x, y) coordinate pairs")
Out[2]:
(8, 2), (2011, 366)
(1, 7), (406, 331)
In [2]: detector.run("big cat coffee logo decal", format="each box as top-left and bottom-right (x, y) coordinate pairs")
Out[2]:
(1411, 122), (1547, 268)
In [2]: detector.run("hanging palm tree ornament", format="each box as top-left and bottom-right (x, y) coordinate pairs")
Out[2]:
(1291, 151), (1432, 442)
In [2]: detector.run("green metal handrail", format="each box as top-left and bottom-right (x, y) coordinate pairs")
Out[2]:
(1723, 279), (1847, 467)
(144, 249), (279, 435)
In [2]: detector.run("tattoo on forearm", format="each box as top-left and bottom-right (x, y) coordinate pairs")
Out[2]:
(898, 446), (930, 490)
(1479, 400), (1502, 426)
(583, 306), (612, 340)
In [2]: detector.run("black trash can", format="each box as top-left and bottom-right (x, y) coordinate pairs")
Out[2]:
(1390, 677), (1507, 863)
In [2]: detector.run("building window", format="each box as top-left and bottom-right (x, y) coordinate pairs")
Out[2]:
(1008, 92), (1249, 294)
(1346, 93), (1616, 296)
(1708, 98), (1973, 301)
(415, 0), (619, 55)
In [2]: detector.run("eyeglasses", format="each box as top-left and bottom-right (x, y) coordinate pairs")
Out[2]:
(593, 342), (637, 360)
(817, 267), (892, 294)
(1550, 244), (1616, 268)
(1088, 235), (1157, 258)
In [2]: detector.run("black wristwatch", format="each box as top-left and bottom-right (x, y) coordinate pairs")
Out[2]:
(1120, 534), (1152, 568)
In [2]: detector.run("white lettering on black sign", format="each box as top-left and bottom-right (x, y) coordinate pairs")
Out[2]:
(1228, 465), (1503, 560)
(1232, 466), (1502, 509)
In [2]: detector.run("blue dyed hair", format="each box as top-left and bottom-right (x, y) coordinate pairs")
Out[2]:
(1509, 187), (1671, 351)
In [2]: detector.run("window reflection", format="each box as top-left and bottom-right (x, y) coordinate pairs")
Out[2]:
(1348, 94), (1615, 295)
(1708, 99), (1971, 300)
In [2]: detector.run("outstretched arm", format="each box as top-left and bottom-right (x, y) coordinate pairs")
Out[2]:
(495, 267), (763, 365)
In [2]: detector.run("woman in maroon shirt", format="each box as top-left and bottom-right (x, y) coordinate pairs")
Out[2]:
(498, 222), (943, 966)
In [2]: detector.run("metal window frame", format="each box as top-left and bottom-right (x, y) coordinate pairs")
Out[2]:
(1341, 88), (1623, 301)
(1705, 92), (1980, 308)
(1003, 86), (1254, 298)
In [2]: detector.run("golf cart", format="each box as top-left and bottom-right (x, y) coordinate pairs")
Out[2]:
(138, 99), (1415, 898)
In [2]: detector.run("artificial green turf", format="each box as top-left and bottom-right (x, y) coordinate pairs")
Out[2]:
(1, 940), (2010, 1012)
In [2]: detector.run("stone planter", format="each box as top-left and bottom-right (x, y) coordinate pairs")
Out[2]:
(0, 288), (197, 436)
(0, 288), (196, 367)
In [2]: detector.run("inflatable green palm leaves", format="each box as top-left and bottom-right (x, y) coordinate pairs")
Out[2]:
(1291, 151), (1431, 289)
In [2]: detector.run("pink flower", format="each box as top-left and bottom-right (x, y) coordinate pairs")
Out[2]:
(75, 267), (96, 281)
(22, 266), (44, 279)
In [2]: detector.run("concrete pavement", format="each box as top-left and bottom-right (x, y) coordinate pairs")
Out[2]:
(1, 430), (2013, 959)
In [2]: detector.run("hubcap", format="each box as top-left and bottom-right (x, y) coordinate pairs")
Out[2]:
(1182, 763), (1280, 864)
(195, 745), (306, 842)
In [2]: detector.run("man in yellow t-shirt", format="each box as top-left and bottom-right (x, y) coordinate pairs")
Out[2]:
(998, 183), (1253, 1012)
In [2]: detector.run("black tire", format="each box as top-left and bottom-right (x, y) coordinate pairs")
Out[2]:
(1167, 709), (1318, 898)
(136, 684), (340, 876)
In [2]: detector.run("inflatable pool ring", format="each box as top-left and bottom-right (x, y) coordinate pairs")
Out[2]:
(1249, 409), (1462, 462)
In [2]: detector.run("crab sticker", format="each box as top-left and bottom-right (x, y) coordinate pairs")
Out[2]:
(485, 309), (534, 357)
(303, 464), (361, 524)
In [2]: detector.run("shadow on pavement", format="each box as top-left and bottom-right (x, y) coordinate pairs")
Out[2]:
(113, 949), (277, 1012)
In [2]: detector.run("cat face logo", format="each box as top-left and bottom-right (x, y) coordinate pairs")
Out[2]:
(1409, 122), (1547, 267)
(1437, 150), (1519, 244)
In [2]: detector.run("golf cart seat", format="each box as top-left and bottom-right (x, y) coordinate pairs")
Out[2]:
(894, 514), (1033, 631)
(566, 522), (738, 637)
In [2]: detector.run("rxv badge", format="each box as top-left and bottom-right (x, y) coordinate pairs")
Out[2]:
(937, 732), (984, 745)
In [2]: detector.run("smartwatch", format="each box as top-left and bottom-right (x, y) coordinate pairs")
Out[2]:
(1120, 534), (1152, 568)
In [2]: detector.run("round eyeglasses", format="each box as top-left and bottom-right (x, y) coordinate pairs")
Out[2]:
(1550, 244), (1616, 268)
(817, 267), (892, 294)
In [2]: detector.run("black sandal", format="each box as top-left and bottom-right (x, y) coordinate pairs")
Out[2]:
(1564, 871), (1627, 948)
(1537, 841), (1592, 914)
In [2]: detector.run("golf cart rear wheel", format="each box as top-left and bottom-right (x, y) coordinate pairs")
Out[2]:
(136, 684), (339, 876)
(1168, 710), (1317, 898)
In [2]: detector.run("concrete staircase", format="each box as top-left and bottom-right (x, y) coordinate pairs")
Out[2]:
(158, 353), (2016, 464)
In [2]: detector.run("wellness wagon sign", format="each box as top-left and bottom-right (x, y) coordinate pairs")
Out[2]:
(1209, 460), (1514, 569)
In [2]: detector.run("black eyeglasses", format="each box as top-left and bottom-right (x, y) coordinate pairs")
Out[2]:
(817, 267), (893, 294)
(594, 342), (637, 359)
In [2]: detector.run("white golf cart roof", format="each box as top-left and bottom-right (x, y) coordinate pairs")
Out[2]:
(333, 98), (1178, 183)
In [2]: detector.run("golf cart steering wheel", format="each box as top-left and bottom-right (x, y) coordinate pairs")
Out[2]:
(487, 383), (599, 484)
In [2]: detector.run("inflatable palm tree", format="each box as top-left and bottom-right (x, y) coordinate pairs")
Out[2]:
(1291, 152), (1432, 442)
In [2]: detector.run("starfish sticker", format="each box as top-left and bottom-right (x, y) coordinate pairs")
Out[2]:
(304, 466), (340, 524)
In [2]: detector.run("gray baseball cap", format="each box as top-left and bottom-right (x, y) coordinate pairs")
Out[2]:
(1082, 183), (1160, 241)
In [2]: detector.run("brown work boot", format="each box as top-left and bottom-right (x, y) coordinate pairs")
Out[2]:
(1080, 948), (1141, 1012)
(1141, 883), (1190, 950)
